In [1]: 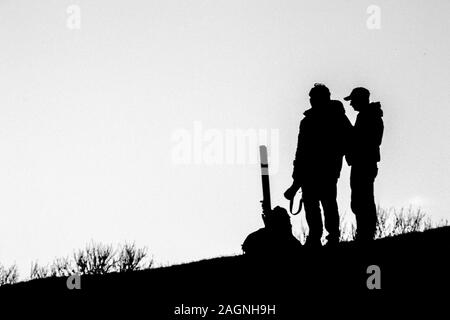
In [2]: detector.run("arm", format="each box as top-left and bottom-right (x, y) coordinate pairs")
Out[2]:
(342, 114), (354, 166)
(285, 120), (305, 200)
(292, 119), (307, 184)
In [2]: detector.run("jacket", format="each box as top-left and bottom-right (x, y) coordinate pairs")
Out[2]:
(292, 100), (352, 184)
(346, 102), (384, 166)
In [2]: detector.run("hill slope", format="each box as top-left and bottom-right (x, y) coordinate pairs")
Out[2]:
(2, 226), (449, 317)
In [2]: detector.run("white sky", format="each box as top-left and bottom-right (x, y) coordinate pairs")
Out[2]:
(1, 0), (449, 276)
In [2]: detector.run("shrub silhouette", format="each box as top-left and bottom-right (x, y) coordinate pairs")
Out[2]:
(26, 241), (153, 281)
(0, 263), (19, 285)
(295, 206), (448, 243)
(30, 261), (50, 280)
(374, 206), (447, 238)
(50, 257), (76, 277)
(116, 242), (152, 272)
(74, 242), (116, 275)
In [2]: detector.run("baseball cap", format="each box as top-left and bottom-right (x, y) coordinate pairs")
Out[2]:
(344, 87), (370, 101)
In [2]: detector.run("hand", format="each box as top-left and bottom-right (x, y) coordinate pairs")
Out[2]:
(284, 182), (300, 200)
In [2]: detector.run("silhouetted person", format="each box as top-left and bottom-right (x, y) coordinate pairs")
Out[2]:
(344, 87), (384, 243)
(285, 84), (352, 247)
(242, 201), (301, 255)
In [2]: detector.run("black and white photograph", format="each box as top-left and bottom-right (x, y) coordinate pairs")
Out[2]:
(0, 0), (449, 317)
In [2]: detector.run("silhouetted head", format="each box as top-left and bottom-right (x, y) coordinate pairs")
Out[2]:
(344, 87), (370, 112)
(309, 83), (331, 109)
(272, 206), (292, 232)
(273, 205), (289, 216)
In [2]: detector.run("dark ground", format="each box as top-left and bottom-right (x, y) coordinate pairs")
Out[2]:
(2, 226), (449, 318)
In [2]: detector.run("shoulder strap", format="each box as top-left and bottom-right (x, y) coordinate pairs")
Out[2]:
(289, 193), (303, 215)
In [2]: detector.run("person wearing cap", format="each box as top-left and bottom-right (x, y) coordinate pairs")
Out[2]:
(344, 87), (384, 243)
(285, 83), (352, 247)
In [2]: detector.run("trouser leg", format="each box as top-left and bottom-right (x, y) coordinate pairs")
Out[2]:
(351, 165), (378, 241)
(321, 182), (340, 242)
(366, 181), (377, 239)
(350, 174), (365, 238)
(302, 185), (323, 242)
